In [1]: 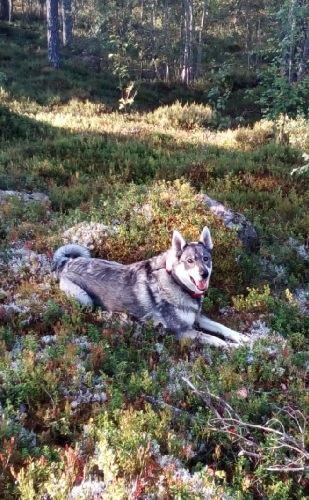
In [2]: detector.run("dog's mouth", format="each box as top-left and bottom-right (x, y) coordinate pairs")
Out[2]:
(190, 276), (209, 291)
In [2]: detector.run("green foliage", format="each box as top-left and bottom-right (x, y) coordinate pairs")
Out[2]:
(0, 327), (16, 350)
(232, 285), (272, 312)
(256, 65), (309, 120)
(96, 406), (172, 474)
(269, 297), (308, 337)
(42, 301), (64, 327)
(207, 65), (233, 127)
(107, 34), (135, 86)
(0, 349), (58, 407)
(203, 287), (229, 313)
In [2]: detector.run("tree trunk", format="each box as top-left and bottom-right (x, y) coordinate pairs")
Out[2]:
(187, 0), (193, 83)
(163, 0), (170, 82)
(140, 0), (143, 21)
(281, 0), (297, 82)
(246, 19), (251, 70)
(181, 0), (193, 85)
(256, 18), (261, 66)
(281, 0), (308, 83)
(296, 15), (309, 80)
(196, 0), (208, 79)
(165, 62), (169, 82)
(151, 0), (157, 62)
(0, 0), (13, 21)
(62, 0), (73, 47)
(46, 0), (60, 68)
(288, 0), (297, 83)
(39, 0), (45, 19)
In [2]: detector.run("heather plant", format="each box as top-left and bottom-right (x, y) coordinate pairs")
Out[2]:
(148, 101), (214, 130)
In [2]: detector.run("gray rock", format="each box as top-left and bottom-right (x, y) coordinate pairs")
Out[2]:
(41, 335), (56, 345)
(288, 237), (309, 261)
(69, 480), (106, 500)
(201, 194), (260, 251)
(0, 190), (50, 205)
(0, 302), (30, 317)
(4, 247), (51, 278)
(62, 222), (116, 250)
(293, 288), (309, 314)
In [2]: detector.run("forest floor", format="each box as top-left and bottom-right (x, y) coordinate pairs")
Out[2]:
(0, 20), (308, 499)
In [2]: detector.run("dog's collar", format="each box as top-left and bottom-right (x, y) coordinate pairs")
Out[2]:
(166, 269), (205, 299)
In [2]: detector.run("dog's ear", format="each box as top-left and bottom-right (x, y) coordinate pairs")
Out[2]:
(172, 230), (186, 254)
(166, 230), (186, 271)
(200, 226), (213, 250)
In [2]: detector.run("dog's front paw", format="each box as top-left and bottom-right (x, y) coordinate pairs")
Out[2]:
(198, 333), (228, 349)
(226, 329), (249, 345)
(235, 333), (250, 344)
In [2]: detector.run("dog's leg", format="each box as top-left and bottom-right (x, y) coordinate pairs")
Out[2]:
(177, 329), (228, 348)
(197, 315), (248, 344)
(60, 277), (93, 306)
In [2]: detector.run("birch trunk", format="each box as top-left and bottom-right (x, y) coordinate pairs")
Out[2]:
(181, 0), (193, 85)
(196, 0), (208, 79)
(163, 0), (170, 82)
(296, 10), (308, 80)
(62, 0), (73, 47)
(281, 0), (297, 83)
(297, 32), (308, 80)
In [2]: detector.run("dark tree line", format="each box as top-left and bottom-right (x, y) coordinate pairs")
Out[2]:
(0, 0), (308, 116)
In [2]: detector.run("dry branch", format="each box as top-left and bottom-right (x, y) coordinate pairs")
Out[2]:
(181, 376), (308, 474)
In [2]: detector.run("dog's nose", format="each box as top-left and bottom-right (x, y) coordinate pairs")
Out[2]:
(200, 270), (209, 279)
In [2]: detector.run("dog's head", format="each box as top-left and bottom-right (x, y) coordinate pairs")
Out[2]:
(166, 227), (213, 293)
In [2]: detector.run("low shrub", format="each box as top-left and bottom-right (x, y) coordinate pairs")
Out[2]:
(235, 120), (275, 149)
(0, 106), (51, 141)
(148, 100), (214, 130)
(285, 116), (309, 151)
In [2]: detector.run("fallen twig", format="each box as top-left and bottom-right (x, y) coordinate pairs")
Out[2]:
(144, 395), (193, 420)
(181, 376), (308, 474)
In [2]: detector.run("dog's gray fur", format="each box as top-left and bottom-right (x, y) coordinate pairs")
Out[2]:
(53, 227), (248, 348)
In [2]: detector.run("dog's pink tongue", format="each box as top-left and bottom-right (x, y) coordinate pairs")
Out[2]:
(196, 279), (208, 291)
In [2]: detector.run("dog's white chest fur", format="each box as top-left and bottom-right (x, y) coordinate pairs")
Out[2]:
(176, 309), (196, 326)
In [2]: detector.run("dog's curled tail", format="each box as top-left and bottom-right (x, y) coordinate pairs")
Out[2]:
(52, 244), (91, 273)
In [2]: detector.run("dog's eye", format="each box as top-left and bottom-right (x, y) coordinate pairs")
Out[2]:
(203, 256), (209, 262)
(187, 258), (194, 264)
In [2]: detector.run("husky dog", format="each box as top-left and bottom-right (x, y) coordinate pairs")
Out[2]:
(53, 227), (248, 348)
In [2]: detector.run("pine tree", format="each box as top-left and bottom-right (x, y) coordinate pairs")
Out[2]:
(0, 0), (12, 21)
(46, 0), (60, 68)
